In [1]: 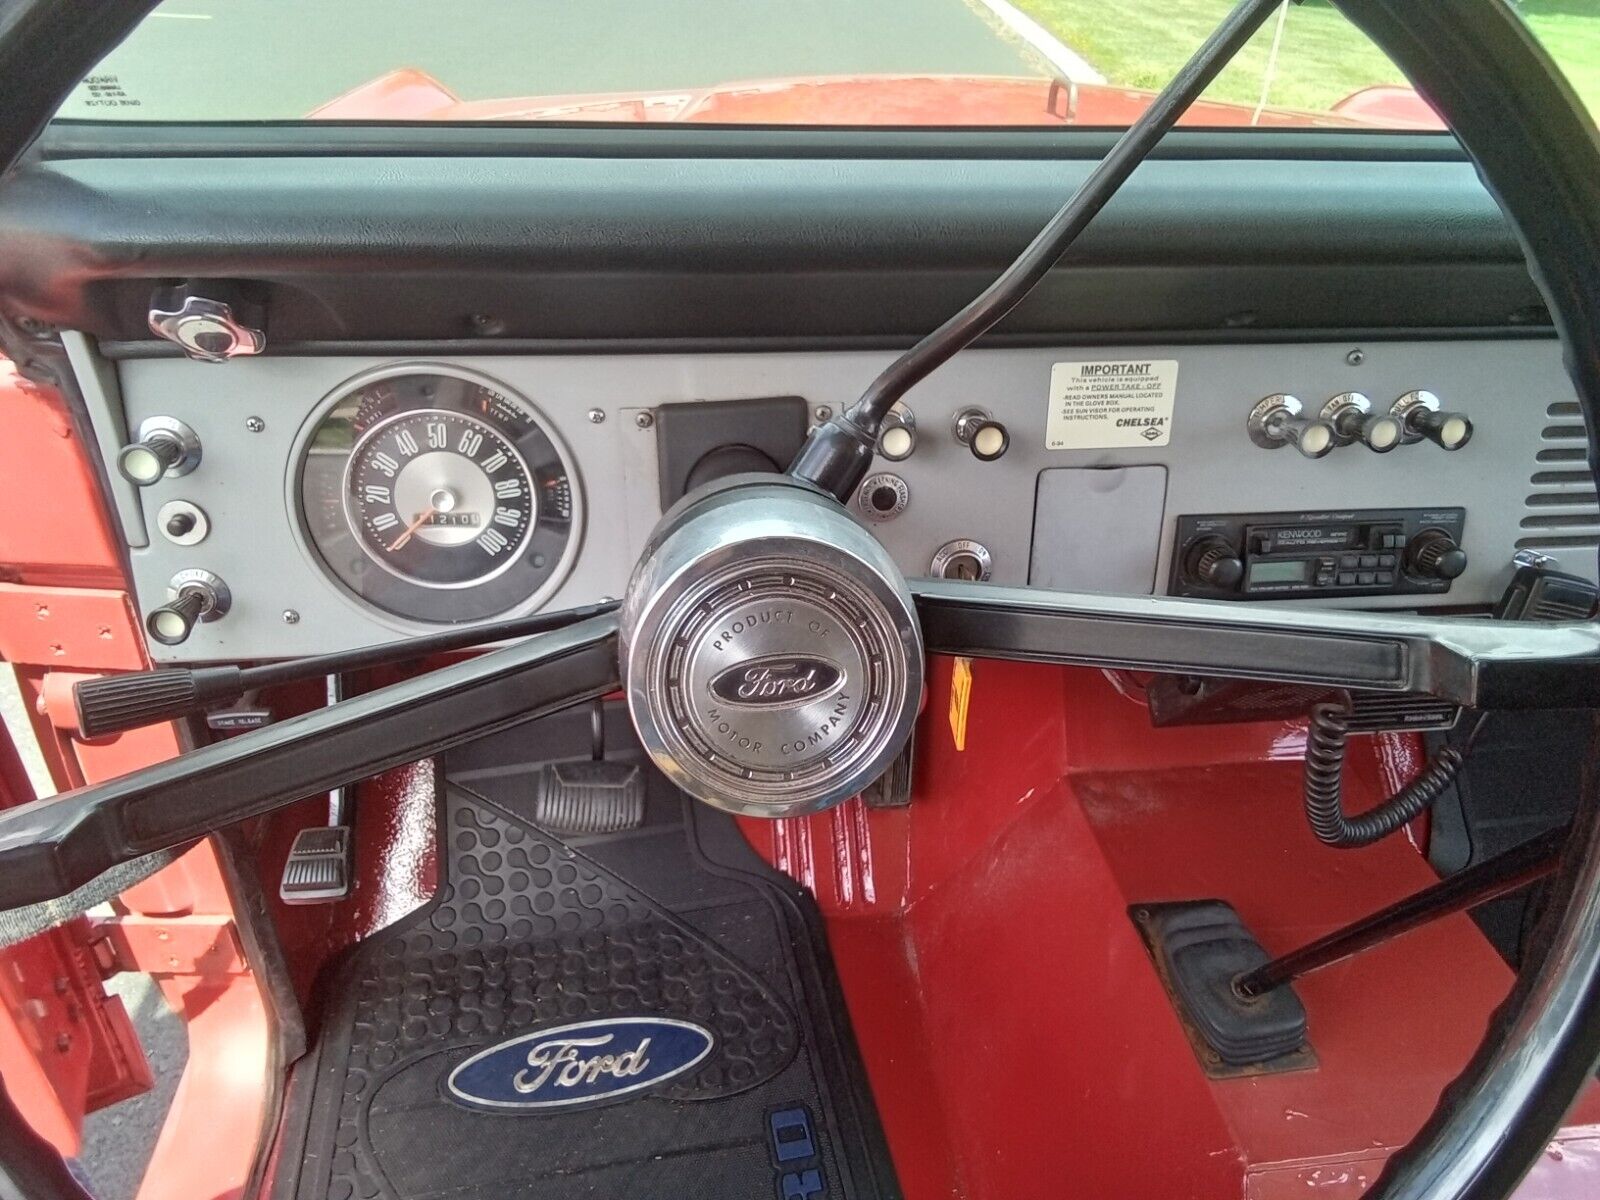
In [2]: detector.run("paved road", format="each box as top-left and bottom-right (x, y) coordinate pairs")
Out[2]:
(59, 0), (1049, 122)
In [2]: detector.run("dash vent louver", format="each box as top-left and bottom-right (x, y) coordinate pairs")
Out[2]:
(1518, 400), (1599, 554)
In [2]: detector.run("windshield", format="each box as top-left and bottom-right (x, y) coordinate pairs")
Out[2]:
(54, 1), (1596, 131)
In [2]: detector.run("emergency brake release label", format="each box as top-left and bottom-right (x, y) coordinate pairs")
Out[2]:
(1045, 359), (1178, 449)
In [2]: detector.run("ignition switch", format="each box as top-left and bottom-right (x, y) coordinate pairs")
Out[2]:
(931, 539), (993, 581)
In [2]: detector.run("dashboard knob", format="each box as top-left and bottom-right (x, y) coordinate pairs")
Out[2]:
(877, 409), (917, 462)
(1321, 392), (1403, 453)
(146, 570), (231, 646)
(1391, 390), (1473, 451)
(1408, 530), (1469, 581)
(952, 406), (1009, 462)
(118, 417), (201, 487)
(1247, 394), (1336, 459)
(1185, 536), (1244, 589)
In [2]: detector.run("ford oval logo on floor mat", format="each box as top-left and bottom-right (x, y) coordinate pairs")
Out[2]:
(445, 1017), (715, 1112)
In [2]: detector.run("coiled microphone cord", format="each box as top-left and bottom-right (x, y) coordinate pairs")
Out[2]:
(1304, 701), (1487, 849)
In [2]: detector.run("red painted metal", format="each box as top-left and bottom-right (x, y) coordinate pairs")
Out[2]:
(0, 586), (147, 674)
(310, 67), (1386, 129)
(0, 360), (122, 587)
(744, 660), (1600, 1199)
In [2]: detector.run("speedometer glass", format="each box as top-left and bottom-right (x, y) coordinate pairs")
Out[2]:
(297, 367), (579, 623)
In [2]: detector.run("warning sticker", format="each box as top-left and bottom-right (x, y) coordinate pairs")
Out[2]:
(1045, 359), (1178, 450)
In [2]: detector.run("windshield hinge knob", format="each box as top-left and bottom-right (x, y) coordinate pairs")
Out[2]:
(1248, 394), (1336, 459)
(1391, 390), (1473, 451)
(149, 294), (265, 363)
(146, 570), (231, 646)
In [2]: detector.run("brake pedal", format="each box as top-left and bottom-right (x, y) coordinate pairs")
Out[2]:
(280, 825), (352, 904)
(533, 761), (645, 834)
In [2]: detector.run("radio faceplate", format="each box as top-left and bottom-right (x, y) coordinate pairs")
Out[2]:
(1171, 507), (1468, 601)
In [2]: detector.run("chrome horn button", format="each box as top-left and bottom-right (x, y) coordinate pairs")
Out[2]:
(621, 477), (922, 818)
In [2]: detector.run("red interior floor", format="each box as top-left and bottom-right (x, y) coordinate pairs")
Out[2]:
(741, 660), (1600, 1199)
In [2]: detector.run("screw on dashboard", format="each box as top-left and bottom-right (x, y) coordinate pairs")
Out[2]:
(282, 609), (301, 625)
(634, 411), (655, 430)
(246, 416), (265, 433)
(587, 409), (605, 424)
(1346, 348), (1365, 366)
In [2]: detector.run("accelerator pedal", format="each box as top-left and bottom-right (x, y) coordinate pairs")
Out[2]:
(1133, 900), (1312, 1077)
(532, 760), (645, 833)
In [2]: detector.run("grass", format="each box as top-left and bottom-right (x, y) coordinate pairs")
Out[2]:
(1012, 0), (1600, 118)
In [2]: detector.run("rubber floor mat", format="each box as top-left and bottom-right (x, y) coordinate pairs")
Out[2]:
(286, 711), (899, 1200)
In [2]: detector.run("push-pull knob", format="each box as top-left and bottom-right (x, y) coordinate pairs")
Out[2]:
(118, 417), (201, 487)
(1321, 392), (1403, 453)
(952, 407), (1010, 462)
(1248, 395), (1336, 459)
(877, 405), (917, 462)
(146, 570), (231, 646)
(1392, 390), (1473, 451)
(1408, 530), (1469, 581)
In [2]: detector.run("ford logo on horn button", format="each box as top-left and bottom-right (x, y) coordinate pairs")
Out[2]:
(709, 655), (844, 707)
(445, 1017), (714, 1111)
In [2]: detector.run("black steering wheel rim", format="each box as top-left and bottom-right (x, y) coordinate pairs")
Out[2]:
(1, 3), (1599, 1199)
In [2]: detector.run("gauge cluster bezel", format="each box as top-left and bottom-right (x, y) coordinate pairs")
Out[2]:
(289, 362), (585, 626)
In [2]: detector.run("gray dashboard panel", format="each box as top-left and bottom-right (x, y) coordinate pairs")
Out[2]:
(104, 338), (1585, 662)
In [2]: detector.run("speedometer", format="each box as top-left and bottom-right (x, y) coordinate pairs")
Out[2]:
(297, 367), (580, 624)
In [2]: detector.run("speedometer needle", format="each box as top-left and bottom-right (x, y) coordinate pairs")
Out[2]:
(388, 507), (435, 552)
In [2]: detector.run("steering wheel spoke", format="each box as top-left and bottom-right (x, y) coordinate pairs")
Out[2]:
(913, 577), (1600, 710)
(0, 613), (620, 912)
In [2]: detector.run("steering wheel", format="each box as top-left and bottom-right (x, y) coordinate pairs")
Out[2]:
(1, 3), (1598, 1198)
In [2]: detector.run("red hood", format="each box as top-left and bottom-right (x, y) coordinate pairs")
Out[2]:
(310, 68), (1442, 130)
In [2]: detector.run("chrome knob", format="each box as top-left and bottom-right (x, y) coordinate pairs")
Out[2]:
(1391, 390), (1473, 451)
(952, 406), (1009, 462)
(877, 405), (917, 462)
(1248, 394), (1336, 459)
(146, 570), (231, 646)
(149, 295), (265, 363)
(117, 417), (201, 486)
(1321, 392), (1403, 453)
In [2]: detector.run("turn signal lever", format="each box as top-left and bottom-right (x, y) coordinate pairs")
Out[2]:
(71, 600), (619, 739)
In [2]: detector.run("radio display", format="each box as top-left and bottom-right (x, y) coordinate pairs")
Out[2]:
(1247, 559), (1311, 586)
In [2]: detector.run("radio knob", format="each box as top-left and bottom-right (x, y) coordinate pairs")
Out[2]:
(1186, 537), (1244, 589)
(1408, 530), (1469, 581)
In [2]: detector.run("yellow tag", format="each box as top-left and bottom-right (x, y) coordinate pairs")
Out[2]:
(948, 656), (973, 751)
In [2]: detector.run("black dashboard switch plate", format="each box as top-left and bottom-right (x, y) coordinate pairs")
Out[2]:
(654, 395), (809, 510)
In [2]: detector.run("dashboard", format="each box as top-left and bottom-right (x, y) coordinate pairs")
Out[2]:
(0, 138), (1589, 663)
(75, 336), (1590, 663)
